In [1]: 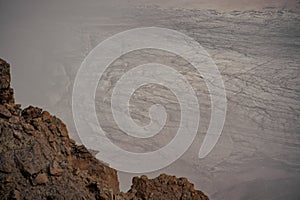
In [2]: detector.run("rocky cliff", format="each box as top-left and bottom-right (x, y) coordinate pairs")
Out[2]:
(0, 58), (209, 200)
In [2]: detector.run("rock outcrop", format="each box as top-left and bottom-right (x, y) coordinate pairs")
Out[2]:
(0, 59), (14, 104)
(0, 58), (209, 200)
(118, 174), (209, 200)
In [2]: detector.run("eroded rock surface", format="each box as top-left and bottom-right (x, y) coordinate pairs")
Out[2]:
(0, 58), (117, 199)
(0, 58), (208, 199)
(118, 174), (209, 200)
(0, 59), (14, 104)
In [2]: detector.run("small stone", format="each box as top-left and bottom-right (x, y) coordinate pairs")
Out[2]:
(42, 111), (51, 122)
(48, 134), (55, 143)
(0, 104), (11, 118)
(73, 168), (80, 175)
(57, 122), (68, 137)
(13, 130), (23, 140)
(33, 172), (48, 185)
(20, 163), (39, 177)
(11, 189), (21, 200)
(31, 118), (43, 131)
(99, 187), (113, 200)
(9, 115), (20, 124)
(49, 161), (63, 176)
(48, 124), (58, 135)
(23, 123), (35, 134)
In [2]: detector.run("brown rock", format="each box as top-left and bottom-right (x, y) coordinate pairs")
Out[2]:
(10, 189), (21, 200)
(33, 172), (48, 185)
(0, 58), (209, 200)
(122, 174), (209, 200)
(22, 123), (35, 135)
(49, 161), (63, 176)
(48, 134), (55, 143)
(0, 58), (14, 104)
(48, 123), (58, 135)
(14, 142), (48, 177)
(13, 130), (23, 140)
(0, 59), (10, 89)
(42, 111), (51, 122)
(21, 106), (42, 120)
(57, 121), (68, 137)
(9, 115), (20, 124)
(0, 104), (11, 118)
(0, 151), (15, 173)
(0, 88), (14, 104)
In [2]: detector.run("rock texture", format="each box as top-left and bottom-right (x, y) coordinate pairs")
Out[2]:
(0, 59), (119, 199)
(118, 174), (209, 200)
(0, 58), (208, 199)
(0, 59), (14, 104)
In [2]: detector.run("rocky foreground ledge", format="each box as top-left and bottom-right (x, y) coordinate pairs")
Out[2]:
(0, 58), (209, 200)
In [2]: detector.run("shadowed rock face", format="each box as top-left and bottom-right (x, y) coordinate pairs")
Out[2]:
(0, 58), (209, 200)
(0, 59), (14, 104)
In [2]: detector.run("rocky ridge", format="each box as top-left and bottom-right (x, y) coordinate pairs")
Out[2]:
(0, 58), (209, 200)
